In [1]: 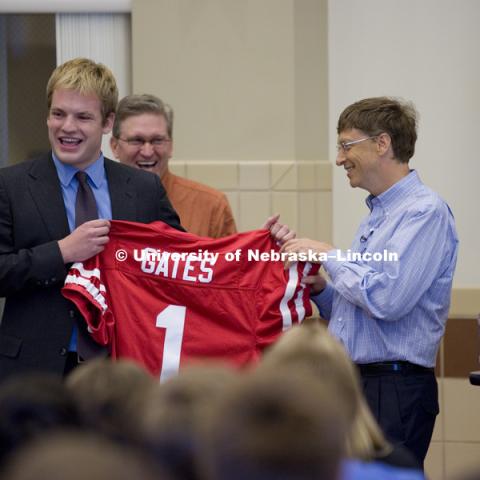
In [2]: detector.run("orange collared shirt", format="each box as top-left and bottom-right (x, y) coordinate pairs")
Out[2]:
(161, 170), (237, 238)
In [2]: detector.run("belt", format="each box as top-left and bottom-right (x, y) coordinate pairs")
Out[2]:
(356, 361), (434, 375)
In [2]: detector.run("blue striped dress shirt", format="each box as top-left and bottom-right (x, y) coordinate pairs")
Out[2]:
(312, 170), (458, 367)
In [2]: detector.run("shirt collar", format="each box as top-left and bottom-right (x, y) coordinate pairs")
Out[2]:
(52, 151), (105, 188)
(365, 170), (421, 212)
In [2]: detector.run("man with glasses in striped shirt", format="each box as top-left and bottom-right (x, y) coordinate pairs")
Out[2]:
(282, 97), (458, 469)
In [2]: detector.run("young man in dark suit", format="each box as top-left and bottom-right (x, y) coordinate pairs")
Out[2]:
(0, 58), (182, 380)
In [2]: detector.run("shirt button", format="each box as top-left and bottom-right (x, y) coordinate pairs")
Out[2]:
(69, 310), (76, 318)
(338, 317), (343, 322)
(59, 347), (67, 356)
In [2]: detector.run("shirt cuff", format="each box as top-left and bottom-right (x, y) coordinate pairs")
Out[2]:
(311, 282), (335, 316)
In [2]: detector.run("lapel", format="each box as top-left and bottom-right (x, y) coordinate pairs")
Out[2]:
(104, 158), (138, 221)
(27, 153), (70, 240)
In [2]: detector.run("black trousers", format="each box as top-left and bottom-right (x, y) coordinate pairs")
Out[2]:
(63, 352), (82, 377)
(360, 365), (438, 470)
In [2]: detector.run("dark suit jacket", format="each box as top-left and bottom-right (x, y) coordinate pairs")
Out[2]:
(0, 153), (182, 380)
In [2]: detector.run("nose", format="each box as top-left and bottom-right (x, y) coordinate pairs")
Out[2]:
(140, 142), (155, 157)
(61, 115), (77, 132)
(336, 149), (346, 166)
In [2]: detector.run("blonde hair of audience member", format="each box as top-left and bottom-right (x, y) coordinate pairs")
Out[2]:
(139, 364), (237, 480)
(262, 319), (391, 461)
(2, 432), (169, 480)
(199, 367), (347, 480)
(46, 57), (118, 125)
(66, 358), (154, 442)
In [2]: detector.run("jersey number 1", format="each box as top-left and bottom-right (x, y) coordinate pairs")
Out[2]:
(155, 305), (186, 382)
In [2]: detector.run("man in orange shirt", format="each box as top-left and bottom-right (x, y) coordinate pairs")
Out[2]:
(111, 94), (236, 238)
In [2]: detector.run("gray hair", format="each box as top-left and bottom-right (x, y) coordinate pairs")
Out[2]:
(112, 93), (174, 139)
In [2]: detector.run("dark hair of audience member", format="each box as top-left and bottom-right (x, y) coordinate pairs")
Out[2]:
(65, 358), (155, 445)
(198, 367), (347, 480)
(0, 373), (80, 466)
(138, 363), (237, 480)
(1, 431), (172, 480)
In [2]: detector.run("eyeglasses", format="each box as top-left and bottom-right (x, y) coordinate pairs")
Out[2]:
(116, 136), (171, 148)
(336, 136), (378, 153)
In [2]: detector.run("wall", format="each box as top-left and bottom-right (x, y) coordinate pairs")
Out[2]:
(328, 0), (479, 289)
(131, 0), (331, 240)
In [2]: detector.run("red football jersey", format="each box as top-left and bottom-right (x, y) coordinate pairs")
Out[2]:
(62, 220), (318, 380)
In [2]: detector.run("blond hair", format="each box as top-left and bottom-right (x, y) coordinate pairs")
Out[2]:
(66, 358), (154, 442)
(263, 320), (391, 461)
(46, 57), (118, 125)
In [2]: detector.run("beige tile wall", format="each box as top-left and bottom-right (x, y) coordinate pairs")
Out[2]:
(424, 315), (480, 479)
(444, 442), (480, 479)
(169, 160), (333, 241)
(425, 378), (480, 479)
(425, 442), (444, 480)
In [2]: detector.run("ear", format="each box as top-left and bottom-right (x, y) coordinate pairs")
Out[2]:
(166, 138), (173, 160)
(376, 132), (392, 156)
(110, 135), (120, 159)
(102, 112), (115, 134)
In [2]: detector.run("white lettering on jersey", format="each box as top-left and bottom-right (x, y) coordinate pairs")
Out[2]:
(140, 251), (217, 283)
(156, 305), (186, 383)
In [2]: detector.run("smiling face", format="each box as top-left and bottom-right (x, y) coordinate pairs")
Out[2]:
(110, 113), (172, 179)
(336, 128), (384, 195)
(47, 89), (113, 170)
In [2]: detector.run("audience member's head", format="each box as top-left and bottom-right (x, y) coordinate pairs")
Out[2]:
(0, 373), (79, 465)
(263, 320), (391, 461)
(2, 432), (170, 480)
(139, 364), (237, 480)
(66, 358), (154, 444)
(199, 367), (346, 480)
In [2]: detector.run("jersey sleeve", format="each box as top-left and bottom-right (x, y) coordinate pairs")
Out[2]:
(255, 248), (319, 350)
(62, 259), (116, 354)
